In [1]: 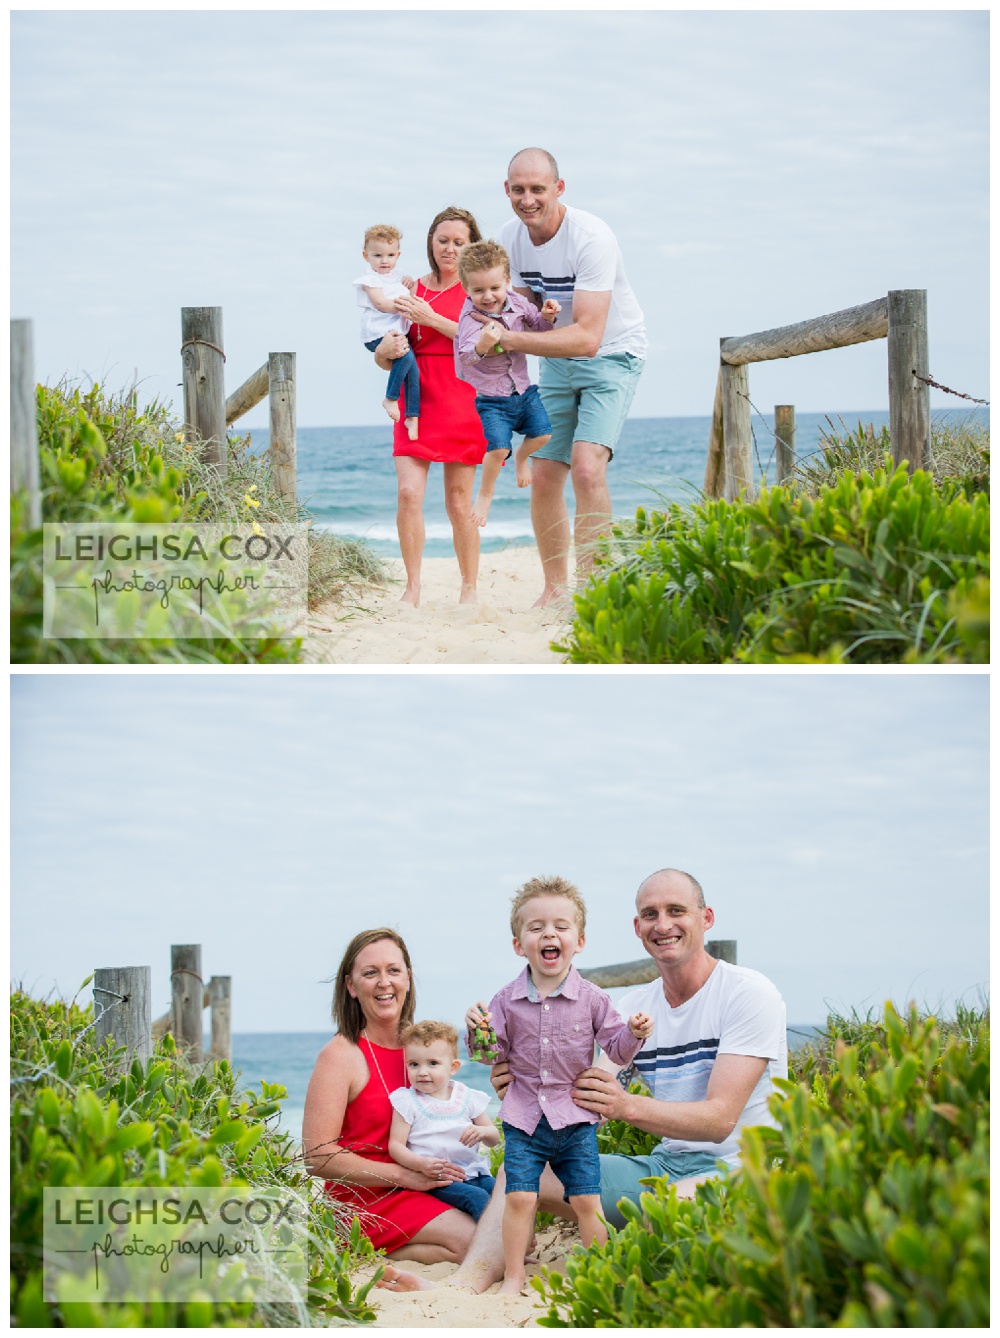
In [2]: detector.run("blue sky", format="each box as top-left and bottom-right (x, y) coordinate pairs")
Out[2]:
(10, 9), (988, 427)
(10, 673), (989, 1031)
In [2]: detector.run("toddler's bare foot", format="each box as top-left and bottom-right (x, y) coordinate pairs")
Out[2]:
(383, 398), (400, 423)
(405, 416), (419, 441)
(499, 1276), (528, 1296)
(470, 492), (493, 527)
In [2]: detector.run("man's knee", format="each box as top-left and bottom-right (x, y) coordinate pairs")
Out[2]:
(570, 442), (611, 492)
(531, 458), (570, 497)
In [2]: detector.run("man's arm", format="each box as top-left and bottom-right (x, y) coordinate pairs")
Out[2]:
(497, 289), (611, 359)
(574, 1052), (768, 1146)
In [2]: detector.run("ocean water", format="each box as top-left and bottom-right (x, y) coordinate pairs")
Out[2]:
(229, 1027), (822, 1145)
(245, 408), (986, 560)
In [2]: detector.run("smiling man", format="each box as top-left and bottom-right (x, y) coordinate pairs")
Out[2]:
(573, 867), (788, 1221)
(496, 147), (647, 604)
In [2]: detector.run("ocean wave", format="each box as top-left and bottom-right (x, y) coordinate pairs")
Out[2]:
(313, 518), (537, 542)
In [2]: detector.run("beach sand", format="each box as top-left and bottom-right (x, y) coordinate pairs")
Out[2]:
(307, 544), (574, 665)
(354, 1220), (578, 1328)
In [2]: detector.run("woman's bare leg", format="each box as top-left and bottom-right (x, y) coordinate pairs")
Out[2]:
(394, 456), (430, 605)
(385, 1206), (475, 1265)
(443, 462), (480, 603)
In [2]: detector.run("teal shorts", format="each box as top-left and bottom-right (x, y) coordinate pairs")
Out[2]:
(534, 351), (644, 465)
(599, 1150), (725, 1229)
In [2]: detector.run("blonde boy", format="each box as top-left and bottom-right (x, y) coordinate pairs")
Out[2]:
(466, 876), (653, 1294)
(388, 1021), (500, 1223)
(454, 240), (561, 526)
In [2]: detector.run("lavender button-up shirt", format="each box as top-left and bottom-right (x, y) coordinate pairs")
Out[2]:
(454, 290), (551, 397)
(482, 964), (641, 1135)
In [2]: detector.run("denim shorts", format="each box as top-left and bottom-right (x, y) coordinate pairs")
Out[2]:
(599, 1149), (725, 1228)
(474, 383), (552, 454)
(429, 1171), (496, 1223)
(502, 1118), (600, 1199)
(534, 351), (644, 464)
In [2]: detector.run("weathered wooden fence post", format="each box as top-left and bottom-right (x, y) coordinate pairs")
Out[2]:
(181, 307), (227, 475)
(887, 289), (930, 474)
(268, 352), (297, 501)
(10, 319), (41, 527)
(720, 354), (753, 500)
(702, 367), (725, 498)
(170, 945), (204, 1061)
(208, 976), (232, 1061)
(94, 966), (152, 1068)
(774, 405), (796, 484)
(706, 939), (737, 964)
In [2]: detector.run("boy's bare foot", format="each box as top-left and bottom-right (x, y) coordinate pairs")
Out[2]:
(470, 492), (493, 527)
(499, 1276), (528, 1296)
(383, 397), (400, 423)
(514, 444), (533, 488)
(405, 416), (419, 441)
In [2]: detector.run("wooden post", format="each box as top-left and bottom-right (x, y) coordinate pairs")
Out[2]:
(94, 966), (152, 1069)
(208, 976), (232, 1061)
(707, 939), (737, 964)
(577, 959), (659, 989)
(10, 319), (41, 527)
(887, 289), (930, 474)
(774, 405), (796, 484)
(170, 945), (203, 1061)
(268, 352), (297, 500)
(181, 308), (227, 475)
(720, 357), (753, 501)
(703, 365), (725, 499)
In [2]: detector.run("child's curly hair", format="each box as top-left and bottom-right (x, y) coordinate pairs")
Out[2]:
(401, 1020), (459, 1056)
(364, 224), (402, 249)
(458, 239), (511, 287)
(510, 875), (587, 937)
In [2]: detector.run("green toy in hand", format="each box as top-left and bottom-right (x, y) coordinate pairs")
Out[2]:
(471, 1024), (500, 1064)
(466, 1002), (501, 1064)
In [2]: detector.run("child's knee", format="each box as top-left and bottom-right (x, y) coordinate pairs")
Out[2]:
(505, 1191), (538, 1213)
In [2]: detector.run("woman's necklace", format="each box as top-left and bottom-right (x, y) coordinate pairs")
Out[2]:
(361, 1030), (407, 1095)
(415, 279), (458, 343)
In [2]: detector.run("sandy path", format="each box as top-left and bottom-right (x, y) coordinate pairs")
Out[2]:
(354, 1221), (576, 1328)
(307, 544), (573, 665)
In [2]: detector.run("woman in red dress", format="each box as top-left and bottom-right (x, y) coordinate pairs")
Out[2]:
(302, 928), (477, 1261)
(374, 207), (488, 607)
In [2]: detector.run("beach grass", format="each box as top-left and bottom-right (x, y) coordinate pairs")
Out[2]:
(10, 379), (392, 663)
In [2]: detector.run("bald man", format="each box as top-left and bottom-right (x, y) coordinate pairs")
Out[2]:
(496, 148), (647, 605)
(574, 868), (787, 1222)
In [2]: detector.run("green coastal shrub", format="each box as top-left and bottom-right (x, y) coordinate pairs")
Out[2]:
(559, 465), (989, 664)
(11, 382), (389, 664)
(10, 986), (382, 1327)
(533, 1003), (989, 1327)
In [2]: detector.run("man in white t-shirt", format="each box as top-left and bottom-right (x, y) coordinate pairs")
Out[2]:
(572, 867), (787, 1222)
(496, 147), (647, 605)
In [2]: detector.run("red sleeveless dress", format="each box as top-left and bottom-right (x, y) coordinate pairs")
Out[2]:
(324, 1038), (450, 1252)
(392, 280), (487, 466)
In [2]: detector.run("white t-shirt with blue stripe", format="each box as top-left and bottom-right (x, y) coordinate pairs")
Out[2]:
(500, 206), (647, 360)
(616, 961), (787, 1168)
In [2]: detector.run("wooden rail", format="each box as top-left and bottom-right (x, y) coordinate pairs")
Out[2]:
(181, 306), (297, 500)
(704, 289), (930, 499)
(578, 939), (737, 989)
